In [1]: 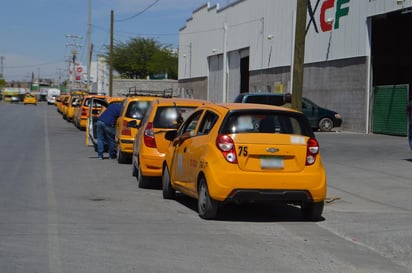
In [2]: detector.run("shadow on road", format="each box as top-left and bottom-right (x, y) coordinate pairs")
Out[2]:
(174, 193), (325, 223)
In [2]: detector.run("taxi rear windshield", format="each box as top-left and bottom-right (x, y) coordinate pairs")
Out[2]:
(221, 111), (314, 137)
(153, 106), (197, 129)
(126, 101), (150, 119)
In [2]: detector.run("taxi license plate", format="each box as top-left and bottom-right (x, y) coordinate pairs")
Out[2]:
(260, 156), (284, 169)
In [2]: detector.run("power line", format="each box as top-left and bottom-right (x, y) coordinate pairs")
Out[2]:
(115, 0), (161, 22)
(5, 60), (64, 69)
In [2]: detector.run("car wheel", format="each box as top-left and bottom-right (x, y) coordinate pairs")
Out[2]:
(198, 176), (218, 220)
(301, 201), (324, 220)
(136, 160), (150, 188)
(132, 158), (138, 177)
(318, 117), (333, 132)
(117, 149), (129, 164)
(162, 164), (175, 199)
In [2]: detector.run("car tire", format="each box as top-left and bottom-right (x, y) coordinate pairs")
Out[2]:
(162, 165), (175, 199)
(136, 160), (150, 188)
(301, 201), (324, 221)
(132, 158), (138, 177)
(198, 176), (218, 220)
(318, 117), (333, 132)
(117, 150), (129, 164)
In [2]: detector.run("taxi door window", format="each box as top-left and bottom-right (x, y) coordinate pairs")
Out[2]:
(180, 110), (203, 136)
(198, 111), (219, 135)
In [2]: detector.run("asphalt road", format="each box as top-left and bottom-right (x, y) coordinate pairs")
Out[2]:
(0, 102), (411, 273)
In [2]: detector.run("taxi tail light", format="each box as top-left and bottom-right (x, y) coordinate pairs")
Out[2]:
(216, 134), (238, 164)
(81, 108), (87, 116)
(121, 120), (132, 136)
(143, 122), (157, 148)
(306, 138), (319, 166)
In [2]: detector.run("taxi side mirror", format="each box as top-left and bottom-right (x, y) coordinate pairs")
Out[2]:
(165, 130), (178, 141)
(127, 120), (139, 128)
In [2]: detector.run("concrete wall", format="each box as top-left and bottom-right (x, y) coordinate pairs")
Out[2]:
(112, 79), (178, 97)
(179, 55), (367, 132)
(303, 57), (368, 132)
(249, 66), (291, 94)
(178, 77), (208, 100)
(248, 56), (368, 132)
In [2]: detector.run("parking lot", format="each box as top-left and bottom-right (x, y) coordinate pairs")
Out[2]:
(0, 102), (411, 273)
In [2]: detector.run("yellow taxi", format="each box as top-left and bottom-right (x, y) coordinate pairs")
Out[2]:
(56, 95), (68, 114)
(60, 95), (70, 117)
(55, 95), (62, 109)
(116, 95), (168, 164)
(131, 98), (209, 188)
(73, 94), (109, 130)
(107, 96), (125, 104)
(161, 103), (327, 220)
(23, 93), (37, 105)
(63, 95), (81, 122)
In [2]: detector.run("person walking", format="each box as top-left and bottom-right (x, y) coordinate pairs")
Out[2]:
(407, 98), (412, 151)
(96, 103), (122, 159)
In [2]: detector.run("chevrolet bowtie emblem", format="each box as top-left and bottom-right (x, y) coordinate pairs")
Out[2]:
(266, 148), (279, 153)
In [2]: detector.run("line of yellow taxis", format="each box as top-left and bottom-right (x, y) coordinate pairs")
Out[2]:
(53, 90), (327, 220)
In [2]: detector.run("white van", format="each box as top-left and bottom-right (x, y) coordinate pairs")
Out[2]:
(46, 88), (61, 105)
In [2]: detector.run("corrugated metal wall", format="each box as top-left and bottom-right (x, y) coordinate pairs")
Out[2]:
(208, 54), (224, 103)
(373, 85), (409, 136)
(179, 0), (412, 77)
(178, 0), (412, 133)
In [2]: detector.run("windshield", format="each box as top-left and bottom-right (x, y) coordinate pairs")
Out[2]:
(126, 101), (150, 119)
(153, 106), (197, 129)
(220, 111), (313, 137)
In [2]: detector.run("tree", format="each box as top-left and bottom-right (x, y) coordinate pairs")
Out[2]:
(105, 37), (178, 79)
(0, 78), (6, 89)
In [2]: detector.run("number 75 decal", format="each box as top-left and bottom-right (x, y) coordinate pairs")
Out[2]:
(238, 146), (248, 156)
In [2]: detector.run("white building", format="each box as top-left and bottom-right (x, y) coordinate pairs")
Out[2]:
(95, 56), (110, 95)
(179, 0), (412, 134)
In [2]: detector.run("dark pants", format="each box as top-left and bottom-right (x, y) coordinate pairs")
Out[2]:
(96, 120), (116, 158)
(409, 124), (412, 151)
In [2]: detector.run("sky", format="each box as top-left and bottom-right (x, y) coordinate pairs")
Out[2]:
(0, 0), (235, 82)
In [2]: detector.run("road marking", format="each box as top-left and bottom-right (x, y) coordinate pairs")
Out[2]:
(44, 109), (62, 273)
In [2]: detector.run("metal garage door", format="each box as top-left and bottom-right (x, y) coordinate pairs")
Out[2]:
(372, 85), (408, 136)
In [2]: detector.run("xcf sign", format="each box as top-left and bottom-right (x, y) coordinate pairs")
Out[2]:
(306, 0), (350, 34)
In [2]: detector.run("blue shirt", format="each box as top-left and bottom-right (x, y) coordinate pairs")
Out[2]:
(98, 103), (122, 126)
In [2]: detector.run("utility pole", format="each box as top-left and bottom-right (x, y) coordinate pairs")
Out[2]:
(109, 10), (114, 97)
(291, 0), (308, 111)
(65, 34), (83, 90)
(0, 56), (4, 79)
(87, 0), (92, 92)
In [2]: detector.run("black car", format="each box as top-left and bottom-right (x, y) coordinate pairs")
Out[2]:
(234, 93), (342, 132)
